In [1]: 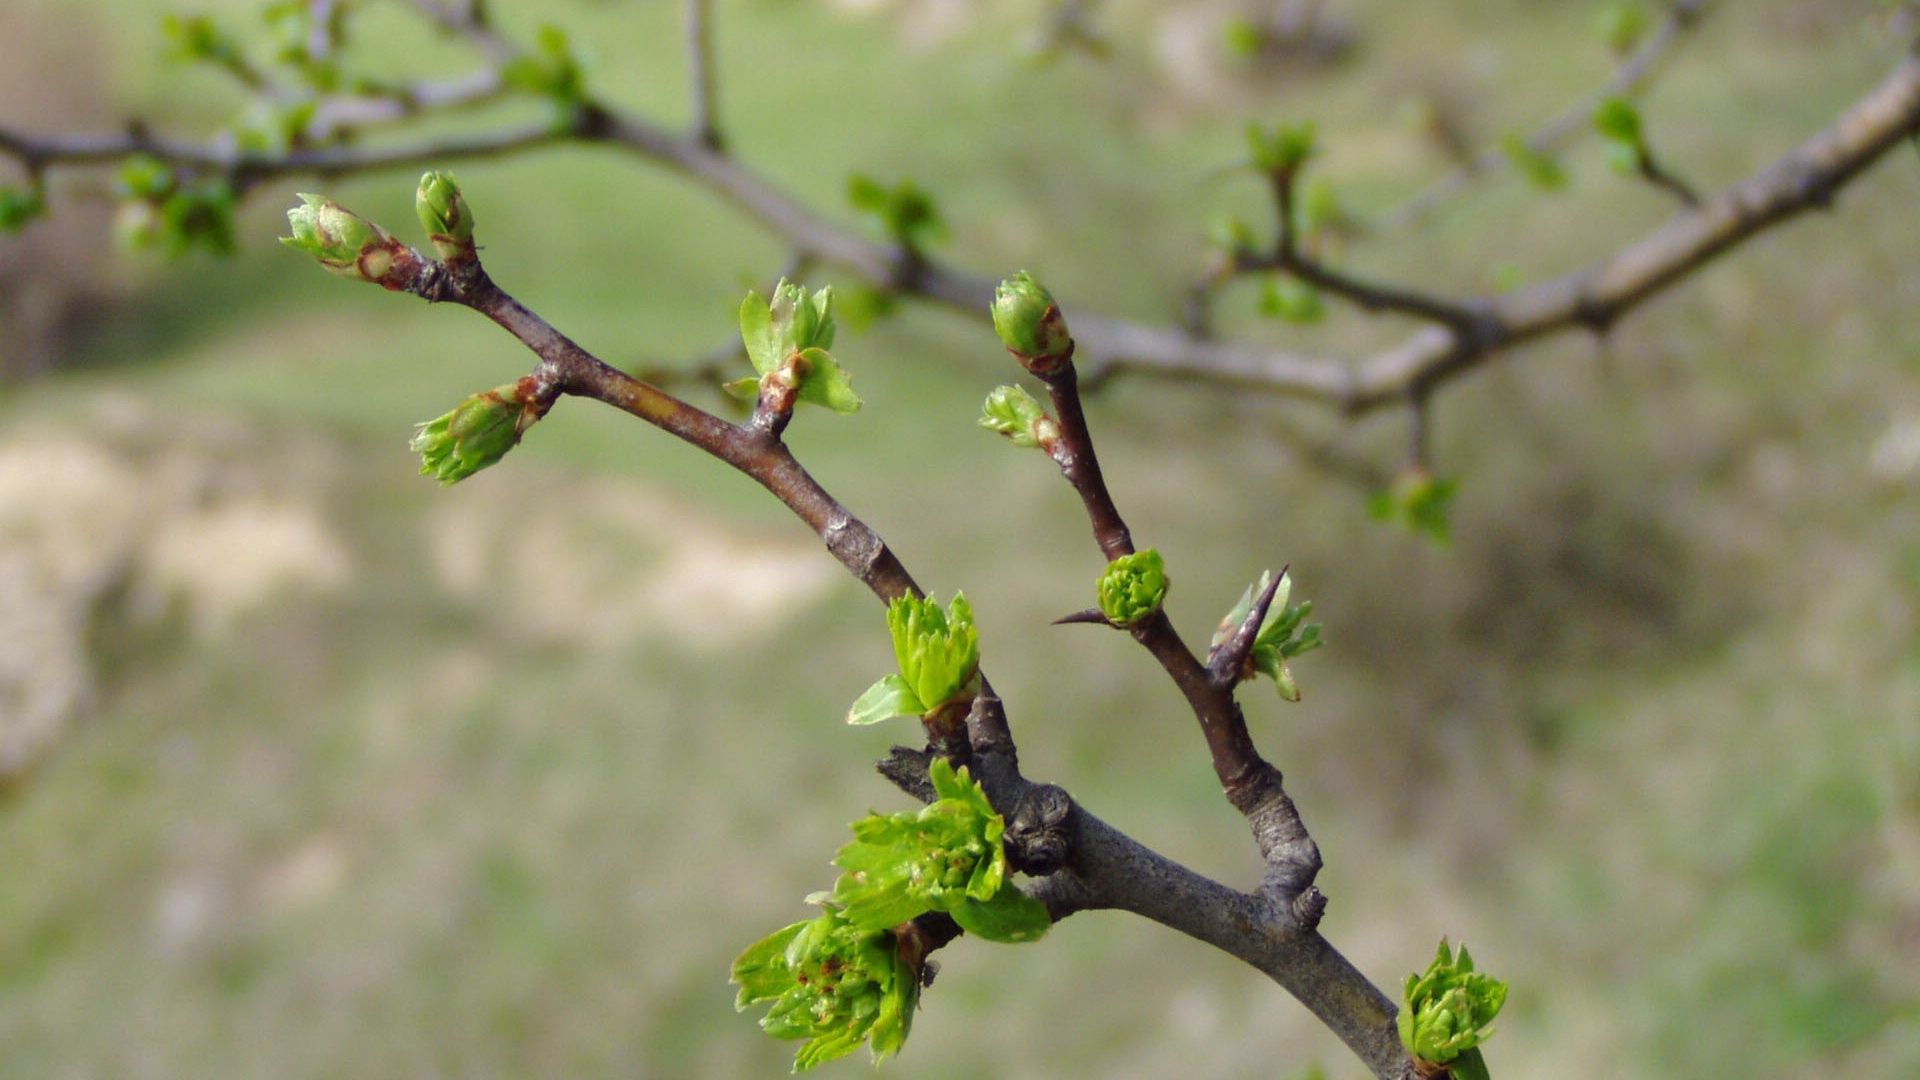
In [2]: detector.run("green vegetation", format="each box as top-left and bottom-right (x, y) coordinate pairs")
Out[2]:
(1, 0), (1917, 1076)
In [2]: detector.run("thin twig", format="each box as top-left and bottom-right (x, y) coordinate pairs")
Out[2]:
(686, 0), (724, 150)
(4, 9), (1913, 434)
(1378, 0), (1711, 232)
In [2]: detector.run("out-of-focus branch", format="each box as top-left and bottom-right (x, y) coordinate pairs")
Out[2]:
(1099, 53), (1920, 410)
(1378, 0), (1711, 232)
(686, 0), (723, 150)
(4, 5), (1912, 434)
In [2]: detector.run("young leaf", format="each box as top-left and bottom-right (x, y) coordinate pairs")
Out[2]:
(738, 290), (779, 375)
(949, 884), (1051, 943)
(793, 347), (862, 414)
(847, 674), (924, 726)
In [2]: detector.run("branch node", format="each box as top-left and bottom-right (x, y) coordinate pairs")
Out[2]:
(1003, 784), (1075, 876)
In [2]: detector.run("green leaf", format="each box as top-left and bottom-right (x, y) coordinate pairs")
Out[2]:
(738, 290), (779, 375)
(1594, 1), (1648, 55)
(847, 674), (924, 726)
(722, 376), (763, 402)
(950, 885), (1051, 943)
(1370, 470), (1459, 546)
(731, 921), (807, 1008)
(794, 347), (862, 414)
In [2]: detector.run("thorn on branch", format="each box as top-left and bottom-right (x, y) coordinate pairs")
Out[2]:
(1207, 566), (1286, 685)
(1051, 606), (1111, 627)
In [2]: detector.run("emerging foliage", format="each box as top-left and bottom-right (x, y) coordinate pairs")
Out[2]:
(847, 173), (946, 253)
(732, 760), (1046, 1070)
(410, 381), (543, 485)
(1097, 548), (1169, 628)
(728, 280), (862, 414)
(1400, 939), (1509, 1080)
(978, 384), (1058, 449)
(848, 593), (981, 725)
(830, 759), (1050, 942)
(1211, 569), (1323, 702)
(731, 912), (920, 1072)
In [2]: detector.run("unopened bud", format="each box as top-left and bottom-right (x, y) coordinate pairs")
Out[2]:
(991, 272), (1073, 374)
(415, 170), (476, 264)
(979, 385), (1056, 448)
(410, 380), (543, 485)
(283, 194), (401, 282)
(1097, 548), (1168, 628)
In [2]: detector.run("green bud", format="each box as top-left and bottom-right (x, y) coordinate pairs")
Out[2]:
(282, 193), (401, 282)
(1593, 97), (1643, 146)
(410, 381), (542, 485)
(1097, 548), (1168, 628)
(888, 592), (980, 715)
(1595, 1), (1649, 55)
(1261, 278), (1325, 325)
(0, 186), (46, 233)
(1368, 468), (1459, 546)
(978, 385), (1057, 448)
(1399, 938), (1508, 1069)
(415, 170), (476, 263)
(992, 272), (1074, 372)
(1247, 120), (1318, 175)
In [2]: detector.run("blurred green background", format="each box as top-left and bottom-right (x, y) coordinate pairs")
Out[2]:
(3, 1), (1918, 1076)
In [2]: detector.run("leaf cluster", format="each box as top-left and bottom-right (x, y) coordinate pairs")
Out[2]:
(1247, 120), (1319, 176)
(731, 912), (919, 1072)
(733, 761), (1047, 1070)
(727, 280), (862, 414)
(1368, 469), (1458, 547)
(1097, 548), (1169, 628)
(848, 593), (980, 726)
(829, 759), (1050, 942)
(1400, 939), (1509, 1080)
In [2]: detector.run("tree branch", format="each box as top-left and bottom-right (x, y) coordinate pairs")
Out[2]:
(1378, 0), (1711, 232)
(1021, 333), (1328, 927)
(351, 238), (1412, 1077)
(5, 5), (1908, 434)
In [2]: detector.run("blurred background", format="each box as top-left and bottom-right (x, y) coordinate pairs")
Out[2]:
(2, 0), (1918, 1076)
